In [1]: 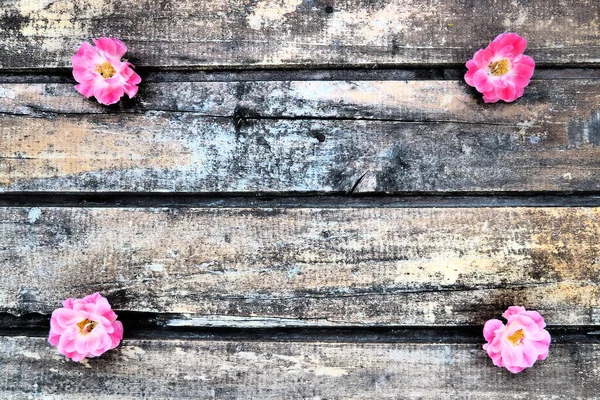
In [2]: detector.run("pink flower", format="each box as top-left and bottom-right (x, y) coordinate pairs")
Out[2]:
(71, 38), (141, 105)
(465, 33), (535, 103)
(483, 306), (551, 373)
(48, 293), (123, 362)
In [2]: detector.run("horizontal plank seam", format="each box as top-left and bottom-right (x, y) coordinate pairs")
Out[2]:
(1, 326), (598, 344)
(0, 68), (599, 83)
(2, 193), (600, 208)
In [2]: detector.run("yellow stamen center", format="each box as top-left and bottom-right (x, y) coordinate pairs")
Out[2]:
(95, 61), (116, 79)
(507, 329), (525, 345)
(76, 318), (98, 335)
(489, 59), (510, 76)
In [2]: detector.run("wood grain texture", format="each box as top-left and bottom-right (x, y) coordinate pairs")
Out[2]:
(1, 79), (600, 193)
(2, 206), (600, 326)
(2, 336), (599, 399)
(1, 0), (599, 69)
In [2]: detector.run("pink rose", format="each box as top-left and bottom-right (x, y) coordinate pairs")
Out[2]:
(48, 293), (124, 362)
(71, 37), (141, 105)
(483, 306), (551, 373)
(465, 33), (535, 103)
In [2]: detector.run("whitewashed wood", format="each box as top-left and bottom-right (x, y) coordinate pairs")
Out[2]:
(1, 336), (599, 399)
(1, 80), (600, 193)
(0, 0), (599, 69)
(2, 206), (600, 325)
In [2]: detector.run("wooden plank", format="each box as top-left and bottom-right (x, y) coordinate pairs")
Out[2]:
(1, 79), (600, 193)
(2, 79), (600, 121)
(2, 207), (600, 326)
(2, 336), (599, 399)
(0, 0), (598, 69)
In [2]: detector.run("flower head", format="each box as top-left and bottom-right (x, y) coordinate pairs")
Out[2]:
(49, 293), (123, 362)
(72, 38), (141, 105)
(465, 33), (535, 103)
(483, 306), (550, 373)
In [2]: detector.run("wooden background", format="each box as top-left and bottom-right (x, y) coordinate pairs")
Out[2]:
(1, 0), (600, 398)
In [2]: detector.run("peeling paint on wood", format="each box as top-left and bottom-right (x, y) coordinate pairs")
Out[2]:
(0, 0), (599, 69)
(2, 336), (599, 399)
(1, 207), (599, 325)
(1, 80), (600, 193)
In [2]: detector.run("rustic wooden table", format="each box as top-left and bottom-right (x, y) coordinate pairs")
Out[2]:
(1, 0), (600, 398)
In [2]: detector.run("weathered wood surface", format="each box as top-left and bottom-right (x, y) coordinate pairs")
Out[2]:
(2, 206), (600, 326)
(1, 79), (600, 193)
(1, 0), (599, 397)
(2, 336), (599, 399)
(1, 0), (599, 69)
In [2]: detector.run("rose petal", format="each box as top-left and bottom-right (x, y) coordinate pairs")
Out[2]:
(93, 81), (125, 105)
(93, 38), (128, 59)
(110, 320), (124, 349)
(473, 48), (494, 69)
(501, 342), (524, 367)
(483, 319), (504, 342)
(497, 82), (518, 102)
(51, 308), (82, 330)
(472, 69), (494, 93)
(494, 33), (528, 55)
(482, 90), (499, 103)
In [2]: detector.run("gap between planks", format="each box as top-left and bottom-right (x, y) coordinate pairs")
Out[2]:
(3, 192), (600, 208)
(2, 312), (599, 343)
(0, 68), (599, 84)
